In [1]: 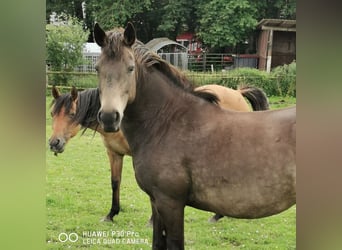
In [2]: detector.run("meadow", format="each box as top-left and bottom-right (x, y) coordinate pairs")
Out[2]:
(46, 95), (296, 249)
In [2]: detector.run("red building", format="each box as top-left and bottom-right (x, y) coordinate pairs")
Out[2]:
(176, 33), (202, 54)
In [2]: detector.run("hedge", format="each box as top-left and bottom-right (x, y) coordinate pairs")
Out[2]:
(47, 61), (296, 97)
(186, 61), (296, 97)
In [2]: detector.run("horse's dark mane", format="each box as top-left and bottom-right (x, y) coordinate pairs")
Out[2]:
(52, 88), (100, 128)
(104, 29), (219, 105)
(133, 42), (214, 98)
(132, 42), (194, 91)
(76, 88), (101, 127)
(51, 93), (73, 116)
(103, 27), (125, 58)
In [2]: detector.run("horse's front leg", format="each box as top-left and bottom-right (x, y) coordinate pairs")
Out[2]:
(153, 193), (185, 250)
(103, 151), (123, 222)
(151, 199), (167, 250)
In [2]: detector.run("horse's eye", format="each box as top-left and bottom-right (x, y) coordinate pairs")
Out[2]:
(128, 65), (135, 73)
(69, 113), (75, 118)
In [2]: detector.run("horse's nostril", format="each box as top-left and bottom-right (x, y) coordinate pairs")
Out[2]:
(99, 111), (120, 124)
(98, 111), (102, 121)
(49, 138), (60, 147)
(98, 111), (121, 132)
(114, 111), (120, 122)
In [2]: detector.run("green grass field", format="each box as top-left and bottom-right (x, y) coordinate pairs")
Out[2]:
(46, 95), (296, 249)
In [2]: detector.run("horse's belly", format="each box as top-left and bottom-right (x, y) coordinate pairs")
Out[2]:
(190, 187), (295, 218)
(188, 162), (296, 219)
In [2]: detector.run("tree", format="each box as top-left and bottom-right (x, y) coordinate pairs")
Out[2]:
(86, 0), (152, 41)
(46, 0), (296, 48)
(46, 0), (85, 24)
(156, 0), (194, 40)
(250, 0), (296, 20)
(197, 0), (257, 49)
(46, 14), (89, 84)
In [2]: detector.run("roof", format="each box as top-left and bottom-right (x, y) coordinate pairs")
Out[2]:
(145, 37), (188, 52)
(176, 32), (195, 40)
(257, 19), (296, 32)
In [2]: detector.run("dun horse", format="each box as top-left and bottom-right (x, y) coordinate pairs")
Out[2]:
(94, 22), (295, 250)
(49, 83), (269, 222)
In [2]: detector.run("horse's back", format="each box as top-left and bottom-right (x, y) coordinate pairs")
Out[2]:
(195, 84), (250, 111)
(266, 106), (296, 146)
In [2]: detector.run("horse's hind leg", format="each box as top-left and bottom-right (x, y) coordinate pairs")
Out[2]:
(209, 213), (224, 223)
(147, 201), (154, 227)
(103, 152), (123, 222)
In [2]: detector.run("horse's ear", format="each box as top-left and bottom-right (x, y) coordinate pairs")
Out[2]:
(94, 23), (107, 47)
(52, 86), (60, 99)
(71, 86), (78, 102)
(124, 22), (136, 47)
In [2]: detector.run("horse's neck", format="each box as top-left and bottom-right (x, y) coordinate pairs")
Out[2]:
(122, 69), (195, 150)
(131, 69), (187, 115)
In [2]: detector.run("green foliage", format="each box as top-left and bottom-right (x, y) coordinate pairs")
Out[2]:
(198, 0), (257, 48)
(186, 65), (296, 97)
(251, 0), (296, 20)
(223, 68), (282, 96)
(46, 0), (296, 46)
(157, 0), (193, 39)
(47, 65), (296, 97)
(268, 95), (296, 109)
(273, 0), (296, 19)
(46, 72), (97, 89)
(271, 61), (296, 97)
(46, 14), (89, 84)
(46, 0), (85, 22)
(86, 0), (152, 31)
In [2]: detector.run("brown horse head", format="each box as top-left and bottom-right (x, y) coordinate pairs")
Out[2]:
(94, 23), (137, 132)
(49, 86), (81, 155)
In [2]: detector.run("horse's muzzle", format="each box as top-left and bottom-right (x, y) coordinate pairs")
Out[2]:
(98, 110), (120, 133)
(49, 137), (65, 154)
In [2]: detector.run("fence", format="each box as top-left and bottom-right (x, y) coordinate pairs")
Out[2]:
(188, 53), (258, 72)
(73, 52), (189, 72)
(46, 71), (268, 89)
(46, 67), (295, 97)
(46, 71), (97, 89)
(75, 54), (98, 72)
(47, 57), (295, 97)
(159, 52), (188, 70)
(47, 52), (258, 74)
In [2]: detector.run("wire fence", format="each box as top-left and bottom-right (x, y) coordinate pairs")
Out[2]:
(46, 68), (295, 97)
(47, 53), (259, 73)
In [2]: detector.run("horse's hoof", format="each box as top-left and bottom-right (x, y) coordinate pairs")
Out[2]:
(208, 214), (224, 223)
(146, 218), (153, 227)
(208, 217), (218, 223)
(100, 216), (113, 223)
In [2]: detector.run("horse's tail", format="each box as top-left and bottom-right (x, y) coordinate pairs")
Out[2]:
(193, 90), (220, 105)
(238, 86), (269, 111)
